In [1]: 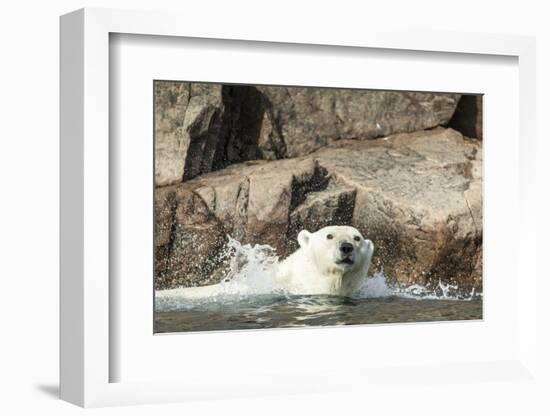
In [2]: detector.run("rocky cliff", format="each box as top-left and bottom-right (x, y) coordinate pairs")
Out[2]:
(154, 81), (482, 293)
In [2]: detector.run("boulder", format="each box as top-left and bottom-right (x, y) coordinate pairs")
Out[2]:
(154, 158), (350, 289)
(313, 128), (482, 290)
(154, 81), (190, 186)
(256, 86), (462, 157)
(180, 86), (225, 181)
(154, 82), (226, 186)
(154, 82), (268, 186)
(155, 127), (482, 293)
(154, 82), (462, 186)
(154, 185), (228, 288)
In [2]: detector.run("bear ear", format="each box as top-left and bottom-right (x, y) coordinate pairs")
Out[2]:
(297, 230), (312, 248)
(364, 239), (374, 256)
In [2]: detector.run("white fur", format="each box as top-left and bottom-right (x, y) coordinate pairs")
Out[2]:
(275, 225), (374, 296)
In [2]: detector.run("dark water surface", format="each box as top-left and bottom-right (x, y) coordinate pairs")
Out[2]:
(154, 295), (482, 333)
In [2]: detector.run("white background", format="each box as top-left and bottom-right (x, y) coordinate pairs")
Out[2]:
(1, 0), (549, 415)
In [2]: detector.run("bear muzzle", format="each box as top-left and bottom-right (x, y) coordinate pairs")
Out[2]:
(336, 242), (355, 265)
(340, 242), (354, 254)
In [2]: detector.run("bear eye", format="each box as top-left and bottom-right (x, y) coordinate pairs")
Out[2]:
(353, 236), (361, 242)
(326, 234), (334, 240)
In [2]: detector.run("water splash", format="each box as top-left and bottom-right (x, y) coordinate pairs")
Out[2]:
(219, 236), (281, 293)
(156, 237), (284, 310)
(156, 237), (481, 311)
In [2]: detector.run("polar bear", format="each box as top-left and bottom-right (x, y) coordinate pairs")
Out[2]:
(275, 225), (374, 296)
(156, 225), (374, 299)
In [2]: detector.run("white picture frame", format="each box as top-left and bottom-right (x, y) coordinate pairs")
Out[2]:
(60, 7), (539, 408)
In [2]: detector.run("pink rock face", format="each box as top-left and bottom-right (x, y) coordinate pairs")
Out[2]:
(257, 86), (462, 158)
(154, 127), (482, 294)
(154, 82), (225, 187)
(154, 81), (462, 186)
(313, 128), (482, 291)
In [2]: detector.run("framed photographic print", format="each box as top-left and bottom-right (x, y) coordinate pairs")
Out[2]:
(152, 80), (483, 334)
(60, 7), (539, 408)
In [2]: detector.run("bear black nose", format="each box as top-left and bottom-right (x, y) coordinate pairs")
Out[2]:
(340, 242), (354, 254)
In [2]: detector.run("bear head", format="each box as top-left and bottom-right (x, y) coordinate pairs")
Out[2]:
(297, 225), (374, 276)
